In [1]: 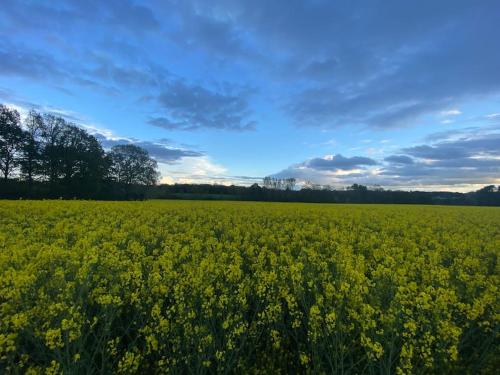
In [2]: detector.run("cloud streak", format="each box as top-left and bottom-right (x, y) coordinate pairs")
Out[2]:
(303, 155), (377, 171)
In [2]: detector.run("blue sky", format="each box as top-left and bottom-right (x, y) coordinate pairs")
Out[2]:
(1, 0), (500, 191)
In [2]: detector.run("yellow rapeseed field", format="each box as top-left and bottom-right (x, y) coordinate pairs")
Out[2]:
(0, 200), (498, 374)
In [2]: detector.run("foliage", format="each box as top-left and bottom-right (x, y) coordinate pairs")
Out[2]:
(19, 110), (44, 183)
(0, 104), (159, 188)
(0, 105), (24, 179)
(2, 179), (500, 205)
(109, 145), (159, 186)
(150, 183), (500, 206)
(0, 201), (498, 374)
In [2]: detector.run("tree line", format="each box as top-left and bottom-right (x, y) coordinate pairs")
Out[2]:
(148, 183), (500, 206)
(0, 104), (159, 199)
(2, 103), (500, 205)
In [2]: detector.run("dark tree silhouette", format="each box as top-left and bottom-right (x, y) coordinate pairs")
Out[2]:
(348, 183), (368, 192)
(109, 144), (159, 185)
(477, 185), (496, 193)
(0, 105), (23, 180)
(56, 123), (108, 185)
(40, 114), (65, 183)
(20, 110), (44, 183)
(0, 104), (161, 199)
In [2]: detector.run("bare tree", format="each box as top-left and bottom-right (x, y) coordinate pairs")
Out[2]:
(263, 176), (272, 189)
(285, 178), (296, 190)
(262, 176), (296, 190)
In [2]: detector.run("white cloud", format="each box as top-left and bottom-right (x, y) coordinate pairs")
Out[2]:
(2, 102), (29, 117)
(485, 113), (500, 119)
(440, 109), (461, 116)
(323, 138), (337, 146)
(366, 147), (383, 155)
(333, 168), (363, 176)
(81, 124), (128, 141)
(159, 156), (228, 184)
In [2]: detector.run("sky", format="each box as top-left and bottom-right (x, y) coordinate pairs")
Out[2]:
(1, 0), (500, 191)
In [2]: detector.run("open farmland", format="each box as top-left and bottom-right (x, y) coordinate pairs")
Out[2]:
(0, 201), (498, 374)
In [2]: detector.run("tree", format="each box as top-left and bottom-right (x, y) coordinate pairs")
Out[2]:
(109, 144), (159, 185)
(348, 183), (368, 192)
(39, 114), (64, 182)
(263, 176), (272, 189)
(262, 176), (296, 190)
(36, 114), (108, 188)
(0, 105), (23, 180)
(477, 185), (497, 193)
(284, 178), (296, 190)
(57, 123), (108, 185)
(20, 109), (44, 183)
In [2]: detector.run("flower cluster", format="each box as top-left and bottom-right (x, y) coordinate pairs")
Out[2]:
(0, 201), (498, 373)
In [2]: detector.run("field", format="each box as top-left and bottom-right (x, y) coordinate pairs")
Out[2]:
(0, 201), (498, 374)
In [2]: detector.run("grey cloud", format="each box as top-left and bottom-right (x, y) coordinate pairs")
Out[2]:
(188, 0), (500, 129)
(403, 135), (500, 160)
(90, 58), (169, 90)
(300, 58), (339, 81)
(0, 40), (166, 93)
(0, 0), (159, 33)
(0, 42), (118, 94)
(159, 0), (499, 133)
(231, 175), (262, 181)
(171, 6), (251, 59)
(2, 0), (500, 134)
(384, 155), (414, 165)
(1, 2), (256, 132)
(92, 133), (203, 164)
(424, 128), (474, 143)
(424, 123), (500, 143)
(270, 153), (378, 187)
(378, 162), (500, 186)
(273, 127), (500, 188)
(402, 145), (467, 160)
(0, 37), (257, 132)
(304, 154), (377, 171)
(368, 102), (445, 129)
(0, 42), (67, 80)
(381, 131), (500, 185)
(273, 165), (371, 187)
(149, 80), (256, 131)
(3, 36), (257, 132)
(105, 1), (159, 30)
(136, 142), (203, 164)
